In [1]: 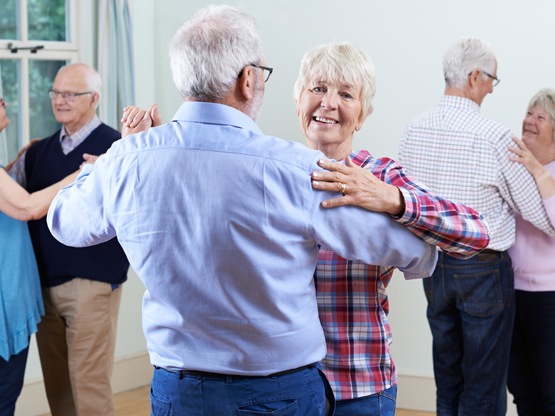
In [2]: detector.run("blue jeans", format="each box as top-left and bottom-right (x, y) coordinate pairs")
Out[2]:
(0, 344), (29, 416)
(508, 290), (555, 415)
(423, 251), (515, 416)
(150, 364), (335, 415)
(334, 385), (397, 416)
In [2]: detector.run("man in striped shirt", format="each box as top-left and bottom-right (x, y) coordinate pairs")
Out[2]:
(399, 37), (555, 416)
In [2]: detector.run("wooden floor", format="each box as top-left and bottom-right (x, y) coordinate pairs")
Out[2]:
(39, 385), (436, 415)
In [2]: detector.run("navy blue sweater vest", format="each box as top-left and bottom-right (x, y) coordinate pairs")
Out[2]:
(26, 123), (129, 287)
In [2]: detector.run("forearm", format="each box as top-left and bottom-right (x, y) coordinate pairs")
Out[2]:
(530, 166), (555, 200)
(0, 169), (79, 221)
(397, 187), (490, 258)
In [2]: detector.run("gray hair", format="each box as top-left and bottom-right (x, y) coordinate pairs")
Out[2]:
(443, 37), (497, 89)
(528, 88), (555, 140)
(169, 5), (264, 102)
(293, 42), (376, 120)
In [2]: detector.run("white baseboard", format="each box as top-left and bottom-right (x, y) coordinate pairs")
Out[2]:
(396, 371), (518, 416)
(15, 351), (153, 416)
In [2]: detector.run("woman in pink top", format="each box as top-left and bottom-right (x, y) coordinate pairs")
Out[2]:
(507, 88), (555, 415)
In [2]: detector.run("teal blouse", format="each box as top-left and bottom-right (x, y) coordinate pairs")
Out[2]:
(0, 161), (43, 360)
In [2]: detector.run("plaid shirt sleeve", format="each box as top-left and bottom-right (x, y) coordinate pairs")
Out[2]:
(8, 150), (27, 187)
(352, 150), (490, 259)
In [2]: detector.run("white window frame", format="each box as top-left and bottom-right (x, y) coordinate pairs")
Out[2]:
(0, 0), (79, 147)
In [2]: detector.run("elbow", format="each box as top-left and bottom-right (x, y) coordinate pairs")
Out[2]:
(16, 204), (47, 222)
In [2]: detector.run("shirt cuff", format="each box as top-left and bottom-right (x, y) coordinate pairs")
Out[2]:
(392, 187), (420, 225)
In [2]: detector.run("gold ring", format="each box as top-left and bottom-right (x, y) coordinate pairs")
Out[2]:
(521, 152), (526, 157)
(339, 183), (346, 194)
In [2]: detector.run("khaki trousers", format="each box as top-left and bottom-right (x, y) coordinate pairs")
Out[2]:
(36, 278), (122, 416)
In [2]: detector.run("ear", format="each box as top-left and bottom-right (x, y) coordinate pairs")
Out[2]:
(237, 65), (255, 101)
(355, 111), (368, 131)
(90, 92), (100, 109)
(294, 99), (300, 116)
(468, 69), (480, 88)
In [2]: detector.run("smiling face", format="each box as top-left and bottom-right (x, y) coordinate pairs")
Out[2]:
(296, 79), (363, 159)
(51, 65), (99, 135)
(522, 105), (554, 150)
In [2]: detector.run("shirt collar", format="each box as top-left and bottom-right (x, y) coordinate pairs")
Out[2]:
(172, 102), (264, 136)
(439, 95), (481, 113)
(60, 115), (101, 142)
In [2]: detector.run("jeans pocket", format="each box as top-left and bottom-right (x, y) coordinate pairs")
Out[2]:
(150, 387), (172, 416)
(236, 399), (299, 415)
(454, 269), (503, 318)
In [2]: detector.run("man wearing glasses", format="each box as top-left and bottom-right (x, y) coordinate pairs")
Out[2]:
(9, 63), (128, 416)
(398, 37), (555, 416)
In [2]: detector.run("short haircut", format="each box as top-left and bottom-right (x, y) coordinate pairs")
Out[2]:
(443, 37), (497, 89)
(169, 5), (264, 102)
(293, 42), (376, 121)
(528, 88), (555, 140)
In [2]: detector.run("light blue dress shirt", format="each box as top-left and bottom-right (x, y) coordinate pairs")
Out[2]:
(48, 102), (437, 375)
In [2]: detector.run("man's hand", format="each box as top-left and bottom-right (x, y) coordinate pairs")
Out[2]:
(79, 153), (103, 169)
(311, 157), (405, 216)
(121, 103), (162, 138)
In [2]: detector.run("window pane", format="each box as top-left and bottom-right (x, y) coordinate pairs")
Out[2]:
(29, 60), (65, 140)
(0, 0), (18, 40)
(28, 0), (67, 42)
(0, 59), (21, 164)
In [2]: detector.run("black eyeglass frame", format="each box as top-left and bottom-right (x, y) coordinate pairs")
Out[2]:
(237, 63), (273, 83)
(48, 90), (94, 101)
(467, 70), (500, 87)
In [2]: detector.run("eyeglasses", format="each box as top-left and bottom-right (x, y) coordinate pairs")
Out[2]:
(48, 90), (93, 102)
(0, 98), (6, 108)
(237, 63), (273, 83)
(468, 70), (500, 87)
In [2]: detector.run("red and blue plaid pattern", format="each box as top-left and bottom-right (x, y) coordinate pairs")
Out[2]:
(316, 149), (490, 400)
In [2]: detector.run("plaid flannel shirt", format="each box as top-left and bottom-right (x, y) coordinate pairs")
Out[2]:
(316, 149), (490, 400)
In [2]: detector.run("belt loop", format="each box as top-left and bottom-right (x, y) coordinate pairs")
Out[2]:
(226, 375), (233, 384)
(178, 370), (184, 380)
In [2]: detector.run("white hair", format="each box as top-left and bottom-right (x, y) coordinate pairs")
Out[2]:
(293, 42), (376, 120)
(443, 37), (497, 89)
(528, 88), (555, 140)
(169, 5), (264, 102)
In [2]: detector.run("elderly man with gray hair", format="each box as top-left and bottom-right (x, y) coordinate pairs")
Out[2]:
(9, 63), (129, 416)
(46, 5), (438, 416)
(399, 37), (555, 416)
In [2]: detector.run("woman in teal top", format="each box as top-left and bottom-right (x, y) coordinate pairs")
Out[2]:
(0, 97), (80, 414)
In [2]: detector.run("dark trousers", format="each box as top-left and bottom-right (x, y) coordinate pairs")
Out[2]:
(508, 289), (555, 415)
(150, 364), (335, 415)
(423, 251), (515, 416)
(0, 344), (29, 416)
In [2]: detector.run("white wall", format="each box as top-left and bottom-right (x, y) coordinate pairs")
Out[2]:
(19, 1), (555, 414)
(130, 0), (555, 377)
